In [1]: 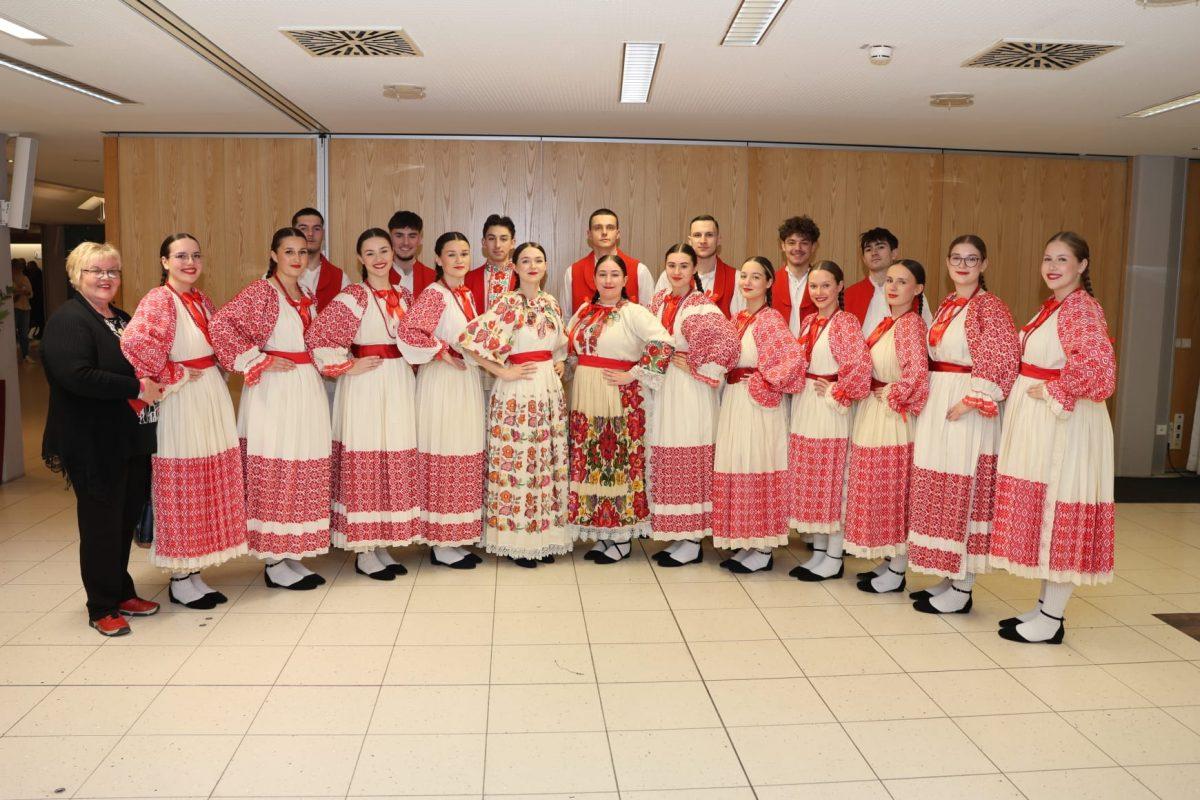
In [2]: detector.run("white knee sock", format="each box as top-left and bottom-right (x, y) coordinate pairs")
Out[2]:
(171, 573), (207, 603)
(589, 541), (608, 554)
(433, 545), (465, 565)
(610, 541), (631, 559)
(800, 534), (829, 571)
(868, 553), (907, 592)
(671, 540), (701, 563)
(374, 547), (399, 567)
(357, 550), (386, 574)
(284, 558), (314, 577)
(925, 577), (952, 597)
(1016, 581), (1047, 623)
(732, 548), (752, 563)
(929, 573), (975, 612)
(1014, 581), (1072, 641)
(810, 534), (844, 578)
(452, 546), (473, 558)
(740, 548), (773, 572)
(265, 560), (304, 587)
(662, 540), (685, 555)
(188, 572), (216, 596)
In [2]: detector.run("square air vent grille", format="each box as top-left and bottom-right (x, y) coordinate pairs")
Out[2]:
(964, 39), (1121, 70)
(282, 29), (422, 57)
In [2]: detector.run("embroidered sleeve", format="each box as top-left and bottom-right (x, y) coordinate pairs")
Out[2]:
(749, 308), (808, 408)
(398, 287), (448, 365)
(648, 288), (668, 317)
(828, 311), (872, 406)
(1045, 293), (1116, 417)
(547, 295), (569, 362)
(459, 291), (521, 364)
(680, 298), (738, 388)
(887, 313), (930, 416)
(962, 292), (1020, 417)
(210, 280), (278, 386)
(305, 285), (367, 378)
(624, 304), (674, 391)
(121, 287), (184, 392)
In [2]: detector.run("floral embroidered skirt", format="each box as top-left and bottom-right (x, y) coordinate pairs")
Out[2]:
(568, 365), (650, 542)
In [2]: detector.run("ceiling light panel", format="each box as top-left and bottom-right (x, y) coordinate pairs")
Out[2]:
(1124, 90), (1200, 117)
(0, 54), (135, 104)
(722, 0), (788, 46)
(620, 42), (661, 104)
(0, 15), (46, 40)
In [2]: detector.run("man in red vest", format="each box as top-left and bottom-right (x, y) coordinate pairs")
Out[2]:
(388, 210), (437, 297)
(562, 208), (654, 319)
(292, 207), (347, 313)
(844, 227), (932, 332)
(653, 214), (738, 318)
(465, 214), (518, 312)
(731, 215), (820, 336)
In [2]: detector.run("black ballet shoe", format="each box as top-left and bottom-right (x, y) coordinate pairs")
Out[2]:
(592, 544), (632, 565)
(909, 589), (933, 601)
(583, 546), (607, 562)
(913, 586), (973, 614)
(510, 556), (538, 569)
(805, 541), (816, 551)
(793, 556), (843, 582)
(538, 554), (555, 564)
(263, 569), (319, 591)
(355, 563), (396, 581)
(998, 616), (1025, 628)
(856, 568), (906, 594)
(298, 569), (326, 586)
(997, 611), (1065, 645)
(169, 585), (219, 610)
(206, 590), (228, 604)
(657, 549), (703, 568)
(729, 554), (773, 574)
(652, 549), (672, 563)
(431, 550), (477, 570)
(384, 562), (409, 576)
(790, 548), (827, 578)
(719, 557), (741, 571)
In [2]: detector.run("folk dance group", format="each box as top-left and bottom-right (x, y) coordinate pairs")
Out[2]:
(111, 206), (1115, 646)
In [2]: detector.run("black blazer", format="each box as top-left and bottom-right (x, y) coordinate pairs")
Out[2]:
(41, 295), (156, 498)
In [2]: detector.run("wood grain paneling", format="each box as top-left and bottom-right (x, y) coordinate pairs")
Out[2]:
(1169, 161), (1200, 460)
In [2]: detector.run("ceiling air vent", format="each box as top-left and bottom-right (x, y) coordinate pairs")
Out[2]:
(963, 39), (1121, 70)
(282, 28), (422, 57)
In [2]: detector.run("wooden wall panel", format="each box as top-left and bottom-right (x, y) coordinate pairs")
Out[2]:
(1169, 161), (1200, 461)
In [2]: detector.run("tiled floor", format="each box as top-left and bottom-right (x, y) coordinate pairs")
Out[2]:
(4, 359), (1200, 799)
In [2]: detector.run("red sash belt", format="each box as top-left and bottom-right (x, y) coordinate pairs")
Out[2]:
(510, 350), (553, 364)
(727, 367), (758, 385)
(174, 354), (217, 370)
(265, 349), (313, 365)
(806, 371), (838, 382)
(578, 354), (636, 371)
(870, 377), (888, 391)
(929, 360), (972, 374)
(1019, 361), (1061, 380)
(351, 344), (401, 359)
(444, 347), (464, 360)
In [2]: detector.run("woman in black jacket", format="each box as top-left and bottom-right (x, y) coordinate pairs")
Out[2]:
(42, 242), (165, 637)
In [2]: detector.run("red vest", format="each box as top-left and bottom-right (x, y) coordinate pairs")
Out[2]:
(772, 267), (817, 332)
(314, 255), (345, 313)
(702, 258), (737, 318)
(571, 249), (640, 311)
(844, 275), (924, 326)
(391, 260), (436, 296)
(465, 262), (517, 311)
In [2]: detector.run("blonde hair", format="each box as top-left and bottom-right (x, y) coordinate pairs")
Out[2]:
(66, 241), (121, 289)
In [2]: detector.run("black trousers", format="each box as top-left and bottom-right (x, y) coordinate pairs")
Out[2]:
(73, 455), (151, 620)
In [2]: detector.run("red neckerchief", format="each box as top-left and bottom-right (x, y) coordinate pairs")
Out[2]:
(444, 280), (478, 322)
(274, 276), (313, 331)
(373, 287), (405, 322)
(800, 313), (831, 360)
(661, 290), (691, 334)
(865, 315), (897, 350)
(1021, 291), (1074, 354)
(568, 301), (614, 355)
(167, 284), (211, 346)
(928, 287), (979, 347)
(733, 305), (764, 340)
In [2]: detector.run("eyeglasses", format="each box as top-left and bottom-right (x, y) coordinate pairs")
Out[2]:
(169, 253), (203, 263)
(82, 268), (122, 279)
(948, 254), (982, 267)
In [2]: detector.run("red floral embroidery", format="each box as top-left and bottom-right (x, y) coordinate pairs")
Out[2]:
(1049, 501), (1115, 575)
(568, 380), (650, 532)
(650, 444), (714, 506)
(122, 286), (184, 387)
(151, 446), (246, 560)
(712, 470), (791, 544)
(969, 454), (998, 524)
(885, 313), (930, 416)
(990, 474), (1046, 568)
(421, 451), (484, 517)
(907, 466), (972, 544)
(746, 307), (808, 408)
(210, 280), (281, 375)
(907, 543), (961, 575)
(844, 442), (913, 551)
(827, 311), (873, 405)
(306, 285), (368, 376)
(652, 510), (708, 536)
(787, 435), (850, 525)
(964, 292), (1020, 399)
(332, 442), (421, 515)
(485, 390), (569, 537)
(397, 287), (449, 359)
(678, 297), (739, 388)
(240, 441), (331, 556)
(1044, 291), (1117, 412)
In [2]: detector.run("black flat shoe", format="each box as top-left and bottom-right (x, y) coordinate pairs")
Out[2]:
(657, 549), (703, 568)
(913, 587), (973, 614)
(510, 557), (538, 569)
(856, 568), (906, 594)
(791, 549), (827, 578)
(856, 570), (881, 580)
(538, 554), (555, 564)
(583, 547), (606, 562)
(805, 540), (815, 551)
(300, 570), (326, 586)
(356, 563), (396, 581)
(909, 589), (932, 601)
(719, 558), (740, 571)
(385, 562), (409, 576)
(169, 588), (219, 610)
(998, 616), (1024, 628)
(793, 558), (843, 582)
(206, 590), (228, 604)
(729, 554), (773, 574)
(997, 611), (1065, 645)
(430, 550), (477, 570)
(592, 545), (632, 565)
(263, 570), (320, 591)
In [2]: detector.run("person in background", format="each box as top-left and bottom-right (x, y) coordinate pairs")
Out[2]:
(292, 207), (348, 313)
(562, 208), (654, 318)
(12, 261), (33, 361)
(389, 210), (437, 297)
(25, 259), (45, 338)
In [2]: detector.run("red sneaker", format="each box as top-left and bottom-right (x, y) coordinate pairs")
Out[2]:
(90, 614), (131, 637)
(118, 597), (160, 617)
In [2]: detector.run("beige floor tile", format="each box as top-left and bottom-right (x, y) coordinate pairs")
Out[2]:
(406, 584), (495, 613)
(1165, 704), (1200, 734)
(385, 645), (491, 685)
(1009, 665), (1153, 711)
(7, 560), (87, 584)
(648, 560), (738, 584)
(706, 677), (834, 726)
(349, 733), (485, 796)
(493, 610), (588, 645)
(395, 611), (493, 645)
(11, 612), (112, 645)
(762, 605), (867, 639)
(1127, 764), (1200, 799)
(0, 685), (50, 732)
(1162, 592), (1200, 611)
(579, 582), (668, 611)
(610, 728), (747, 791)
(1120, 568), (1200, 595)
(485, 731), (615, 793)
(1007, 766), (1158, 800)
(214, 734), (363, 796)
(961, 630), (1092, 668)
(0, 735), (119, 800)
(585, 610), (683, 644)
(755, 782), (889, 799)
(1060, 707), (1200, 765)
(675, 609), (776, 642)
(0, 539), (71, 561)
(662, 582), (754, 610)
(740, 579), (838, 608)
(622, 790), (752, 800)
(495, 557), (577, 585)
(104, 609), (221, 646)
(600, 680), (723, 730)
(369, 684), (488, 733)
(729, 722), (874, 785)
(0, 583), (85, 612)
(78, 734), (240, 798)
(228, 585), (331, 614)
(1059, 599), (1124, 628)
(1085, 594), (1184, 625)
(65, 644), (193, 685)
(169, 645), (292, 685)
(1103, 660), (1200, 705)
(493, 584), (580, 612)
(1133, 624), (1200, 659)
(591, 642), (701, 683)
(909, 669), (1049, 716)
(783, 636), (902, 677)
(1064, 625), (1181, 663)
(411, 562), (496, 587)
(0, 609), (35, 645)
(203, 611), (311, 646)
(316, 583), (412, 613)
(938, 592), (1024, 634)
(490, 643), (594, 683)
(954, 712), (1113, 771)
(488, 683), (605, 732)
(276, 644), (391, 685)
(845, 718), (996, 778)
(689, 640), (802, 681)
(883, 774), (1023, 800)
(10, 684), (157, 735)
(298, 611), (403, 645)
(574, 556), (661, 584)
(812, 673), (945, 721)
(847, 604), (956, 636)
(875, 633), (996, 672)
(131, 685), (268, 734)
(249, 685), (378, 734)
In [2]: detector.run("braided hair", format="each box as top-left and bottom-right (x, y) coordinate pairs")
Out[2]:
(663, 242), (702, 291)
(266, 227), (307, 278)
(894, 258), (926, 316)
(591, 253), (630, 303)
(159, 232), (200, 286)
(1046, 231), (1094, 296)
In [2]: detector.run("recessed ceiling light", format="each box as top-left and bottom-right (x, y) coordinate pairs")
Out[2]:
(0, 15), (47, 40)
(0, 53), (134, 104)
(722, 0), (788, 46)
(78, 196), (104, 211)
(930, 92), (974, 108)
(620, 42), (661, 103)
(1124, 90), (1200, 117)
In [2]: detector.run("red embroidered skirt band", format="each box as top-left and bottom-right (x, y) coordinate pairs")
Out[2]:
(1019, 361), (1061, 380)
